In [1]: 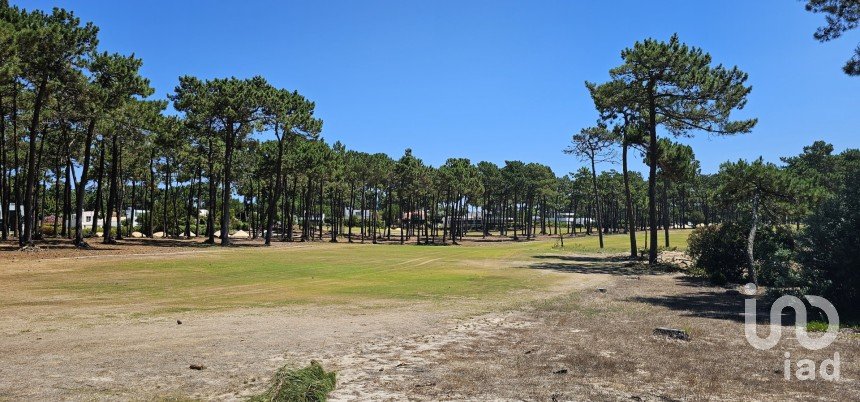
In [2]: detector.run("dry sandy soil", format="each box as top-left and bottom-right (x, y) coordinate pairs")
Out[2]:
(1, 241), (857, 401)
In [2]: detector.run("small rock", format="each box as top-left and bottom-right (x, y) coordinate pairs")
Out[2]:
(177, 320), (182, 325)
(553, 367), (568, 374)
(189, 364), (206, 370)
(524, 349), (534, 355)
(597, 288), (607, 293)
(653, 327), (690, 341)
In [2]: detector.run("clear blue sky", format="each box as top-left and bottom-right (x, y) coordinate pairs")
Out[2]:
(19, 0), (860, 175)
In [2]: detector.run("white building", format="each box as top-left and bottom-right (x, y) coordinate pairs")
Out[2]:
(124, 208), (148, 228)
(343, 208), (372, 220)
(65, 211), (125, 230)
(556, 213), (592, 226)
(0, 203), (21, 223)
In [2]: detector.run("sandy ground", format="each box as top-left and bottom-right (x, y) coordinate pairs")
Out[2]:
(1, 244), (857, 401)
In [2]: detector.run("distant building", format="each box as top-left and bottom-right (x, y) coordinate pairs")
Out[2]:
(124, 208), (148, 228)
(0, 203), (21, 225)
(556, 213), (591, 226)
(344, 208), (372, 220)
(65, 211), (125, 230)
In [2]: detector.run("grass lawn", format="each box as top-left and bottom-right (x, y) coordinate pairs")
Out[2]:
(550, 228), (693, 253)
(4, 230), (692, 315)
(4, 241), (557, 314)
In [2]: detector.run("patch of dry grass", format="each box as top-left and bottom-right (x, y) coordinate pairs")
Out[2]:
(404, 269), (858, 401)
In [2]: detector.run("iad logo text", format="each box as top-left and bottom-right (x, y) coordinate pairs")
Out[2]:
(743, 284), (841, 381)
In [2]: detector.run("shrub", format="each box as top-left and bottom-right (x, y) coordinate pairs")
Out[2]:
(688, 222), (798, 286)
(40, 224), (57, 237)
(687, 223), (747, 285)
(251, 361), (336, 402)
(758, 248), (799, 288)
(797, 153), (860, 320)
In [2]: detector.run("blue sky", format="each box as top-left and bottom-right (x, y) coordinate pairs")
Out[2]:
(19, 0), (860, 175)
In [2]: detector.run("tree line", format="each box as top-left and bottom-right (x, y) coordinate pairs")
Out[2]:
(0, 1), (853, 281)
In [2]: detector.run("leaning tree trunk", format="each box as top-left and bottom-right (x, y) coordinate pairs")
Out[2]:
(22, 78), (48, 247)
(747, 190), (760, 285)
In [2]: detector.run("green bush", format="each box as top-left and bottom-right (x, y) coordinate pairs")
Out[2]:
(40, 224), (57, 237)
(758, 248), (799, 288)
(687, 224), (747, 285)
(251, 361), (336, 402)
(797, 153), (860, 320)
(688, 222), (797, 286)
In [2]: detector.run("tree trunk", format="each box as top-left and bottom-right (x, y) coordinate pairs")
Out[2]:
(206, 138), (217, 244)
(0, 92), (7, 241)
(91, 139), (105, 236)
(622, 136), (637, 258)
(647, 89), (659, 264)
(220, 124), (235, 246)
(103, 135), (119, 244)
(663, 175), (670, 248)
(347, 184), (355, 243)
(590, 157), (604, 249)
(22, 78), (48, 246)
(74, 118), (97, 246)
(747, 190), (760, 285)
(265, 125), (284, 245)
(148, 150), (155, 237)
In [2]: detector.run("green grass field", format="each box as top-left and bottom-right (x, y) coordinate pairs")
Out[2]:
(557, 229), (693, 253)
(8, 230), (692, 315)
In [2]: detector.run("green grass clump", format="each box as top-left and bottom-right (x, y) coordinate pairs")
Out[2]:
(808, 320), (860, 333)
(251, 361), (336, 402)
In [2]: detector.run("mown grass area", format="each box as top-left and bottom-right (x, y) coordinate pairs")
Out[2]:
(554, 229), (693, 253)
(5, 230), (692, 314)
(7, 240), (561, 313)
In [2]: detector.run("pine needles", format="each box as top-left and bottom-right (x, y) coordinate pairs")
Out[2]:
(250, 360), (336, 402)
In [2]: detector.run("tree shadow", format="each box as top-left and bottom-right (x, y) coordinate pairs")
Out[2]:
(524, 255), (798, 325)
(532, 255), (633, 263)
(0, 237), (272, 251)
(627, 276), (806, 325)
(526, 255), (664, 277)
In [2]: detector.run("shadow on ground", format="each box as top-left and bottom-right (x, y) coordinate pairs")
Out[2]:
(526, 255), (802, 325)
(527, 254), (665, 277)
